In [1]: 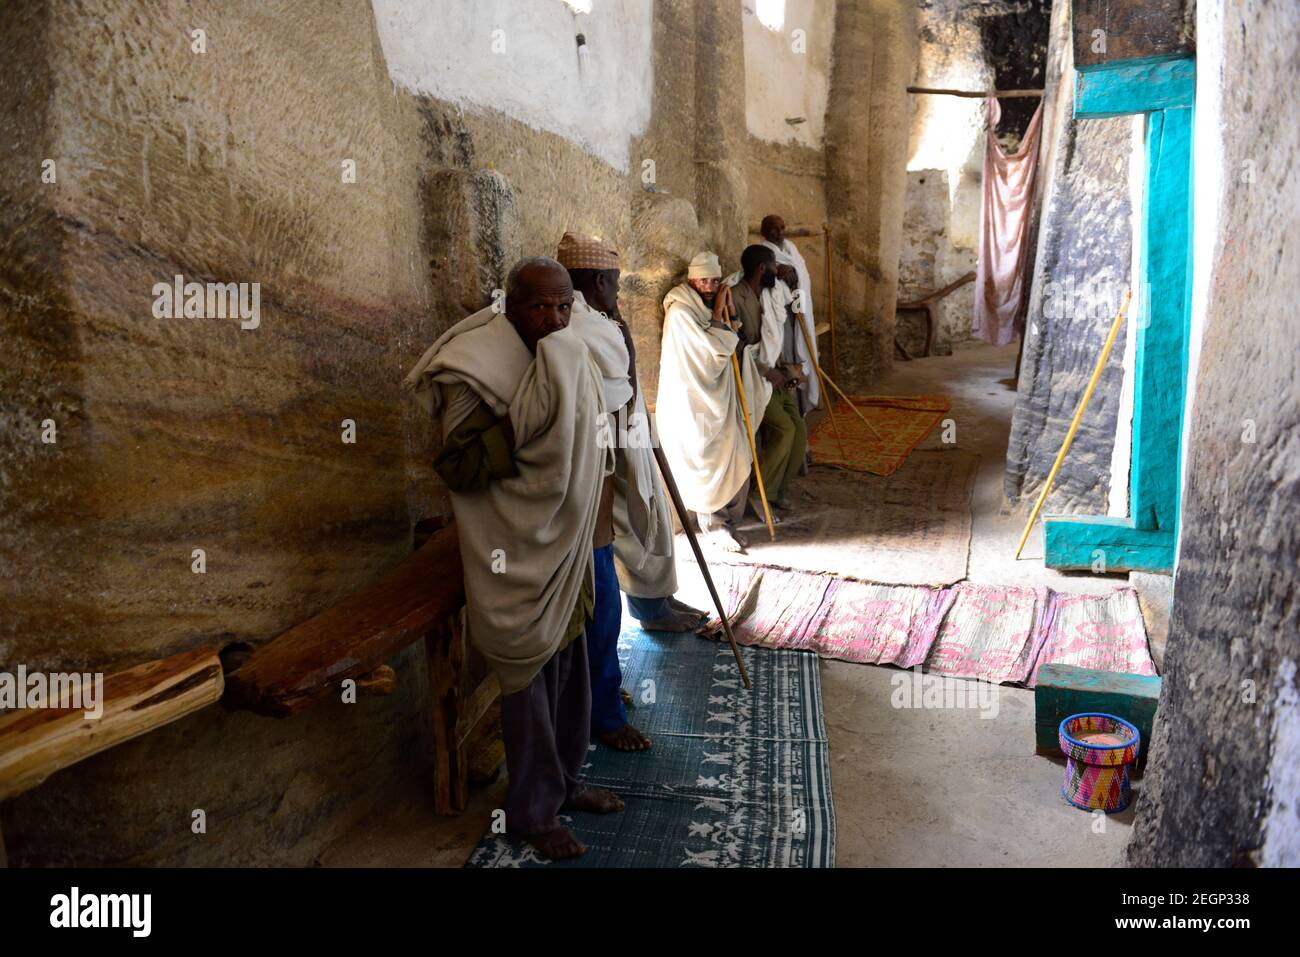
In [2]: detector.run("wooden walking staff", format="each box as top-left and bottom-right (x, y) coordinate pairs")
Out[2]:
(824, 225), (839, 380)
(816, 229), (882, 441)
(801, 350), (885, 443)
(1014, 289), (1132, 560)
(730, 351), (777, 542)
(793, 306), (849, 460)
(720, 300), (776, 541)
(649, 443), (752, 690)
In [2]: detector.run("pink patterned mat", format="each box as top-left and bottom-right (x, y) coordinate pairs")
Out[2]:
(699, 565), (1155, 686)
(1027, 589), (1156, 686)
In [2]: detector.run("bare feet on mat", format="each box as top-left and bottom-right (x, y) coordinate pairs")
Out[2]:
(638, 609), (702, 632)
(564, 787), (626, 815)
(668, 597), (709, 622)
(524, 826), (586, 860)
(620, 687), (634, 707)
(598, 724), (653, 752)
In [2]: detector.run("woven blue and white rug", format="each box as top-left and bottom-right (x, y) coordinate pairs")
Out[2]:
(466, 625), (836, 868)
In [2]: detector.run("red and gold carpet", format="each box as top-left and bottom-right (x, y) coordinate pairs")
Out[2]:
(809, 393), (952, 476)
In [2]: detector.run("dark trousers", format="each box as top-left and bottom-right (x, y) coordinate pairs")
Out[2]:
(587, 544), (628, 735)
(759, 387), (807, 503)
(627, 594), (671, 622)
(500, 633), (591, 835)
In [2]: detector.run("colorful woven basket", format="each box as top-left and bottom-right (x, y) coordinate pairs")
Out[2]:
(1059, 712), (1141, 813)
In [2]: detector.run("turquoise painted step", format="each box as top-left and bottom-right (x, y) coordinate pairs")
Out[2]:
(1043, 515), (1176, 572)
(1035, 663), (1161, 767)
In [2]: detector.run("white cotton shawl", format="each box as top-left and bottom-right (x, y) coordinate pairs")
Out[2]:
(404, 311), (611, 693)
(762, 238), (821, 409)
(568, 294), (675, 596)
(656, 283), (766, 515)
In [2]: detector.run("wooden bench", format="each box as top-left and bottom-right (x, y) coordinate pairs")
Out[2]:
(895, 271), (976, 359)
(0, 647), (224, 802)
(0, 520), (492, 868)
(222, 518), (500, 814)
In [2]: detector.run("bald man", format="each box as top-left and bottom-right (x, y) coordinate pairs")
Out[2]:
(760, 214), (821, 413)
(406, 257), (624, 860)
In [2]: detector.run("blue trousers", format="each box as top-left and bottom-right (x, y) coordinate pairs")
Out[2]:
(587, 544), (628, 735)
(626, 594), (672, 622)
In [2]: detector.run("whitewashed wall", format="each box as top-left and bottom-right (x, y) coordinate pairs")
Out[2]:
(372, 0), (654, 171)
(742, 0), (835, 148)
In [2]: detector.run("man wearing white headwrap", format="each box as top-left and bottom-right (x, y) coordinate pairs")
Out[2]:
(761, 214), (821, 412)
(657, 251), (769, 553)
(404, 257), (624, 860)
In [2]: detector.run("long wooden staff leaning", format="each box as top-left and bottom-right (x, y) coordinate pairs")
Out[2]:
(648, 441), (752, 690)
(790, 299), (884, 443)
(1014, 289), (1132, 560)
(725, 303), (776, 542)
(793, 303), (848, 459)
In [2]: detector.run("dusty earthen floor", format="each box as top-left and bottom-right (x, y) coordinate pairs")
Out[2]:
(320, 342), (1134, 868)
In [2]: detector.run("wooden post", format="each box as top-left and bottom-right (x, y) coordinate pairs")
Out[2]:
(426, 615), (468, 816)
(824, 226), (839, 380)
(907, 85), (1043, 98)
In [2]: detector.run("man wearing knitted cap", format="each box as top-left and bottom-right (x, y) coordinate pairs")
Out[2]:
(405, 256), (625, 859)
(657, 251), (769, 552)
(557, 232), (707, 754)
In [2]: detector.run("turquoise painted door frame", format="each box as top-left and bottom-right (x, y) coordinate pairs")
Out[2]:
(1042, 55), (1195, 572)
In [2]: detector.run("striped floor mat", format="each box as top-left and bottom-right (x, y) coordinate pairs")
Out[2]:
(695, 565), (1155, 687)
(465, 625), (836, 868)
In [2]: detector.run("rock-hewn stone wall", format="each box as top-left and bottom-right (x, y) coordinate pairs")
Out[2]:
(1127, 0), (1300, 868)
(1, 0), (908, 865)
(1005, 0), (1133, 512)
(1, 0), (434, 866)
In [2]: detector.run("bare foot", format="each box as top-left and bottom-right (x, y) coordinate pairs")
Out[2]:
(620, 687), (633, 707)
(564, 787), (626, 814)
(706, 528), (748, 553)
(598, 724), (653, 752)
(668, 597), (709, 622)
(522, 826), (586, 860)
(638, 609), (702, 632)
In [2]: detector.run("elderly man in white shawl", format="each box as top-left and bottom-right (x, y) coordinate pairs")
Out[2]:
(657, 252), (769, 552)
(761, 214), (822, 413)
(405, 257), (624, 860)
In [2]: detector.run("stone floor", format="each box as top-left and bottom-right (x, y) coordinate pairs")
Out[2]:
(321, 341), (1140, 868)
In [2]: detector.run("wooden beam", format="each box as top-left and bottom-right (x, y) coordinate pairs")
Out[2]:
(455, 673), (501, 749)
(746, 222), (822, 237)
(428, 617), (469, 816)
(222, 523), (464, 717)
(907, 86), (1043, 98)
(0, 648), (223, 801)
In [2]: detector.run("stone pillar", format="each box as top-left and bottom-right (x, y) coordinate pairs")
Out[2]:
(824, 0), (917, 388)
(692, 0), (749, 267)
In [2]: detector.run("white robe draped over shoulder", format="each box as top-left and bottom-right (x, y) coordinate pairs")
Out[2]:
(404, 307), (611, 693)
(655, 283), (764, 516)
(762, 238), (821, 409)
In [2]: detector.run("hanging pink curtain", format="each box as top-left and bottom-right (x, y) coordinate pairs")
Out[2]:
(973, 96), (1044, 345)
